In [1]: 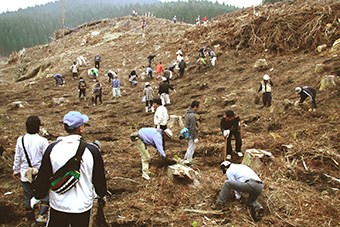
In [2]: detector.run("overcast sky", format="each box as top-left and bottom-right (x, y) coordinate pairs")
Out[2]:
(0, 0), (262, 14)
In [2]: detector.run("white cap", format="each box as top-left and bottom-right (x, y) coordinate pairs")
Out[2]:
(162, 77), (167, 81)
(221, 161), (231, 168)
(145, 82), (150, 86)
(295, 87), (302, 94)
(263, 74), (270, 80)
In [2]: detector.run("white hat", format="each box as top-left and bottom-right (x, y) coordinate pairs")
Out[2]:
(221, 161), (231, 168)
(145, 82), (150, 86)
(263, 74), (270, 80)
(295, 87), (302, 94)
(164, 129), (173, 139)
(162, 77), (167, 81)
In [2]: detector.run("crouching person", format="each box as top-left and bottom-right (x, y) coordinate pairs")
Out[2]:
(32, 111), (107, 227)
(212, 161), (264, 221)
(130, 128), (173, 180)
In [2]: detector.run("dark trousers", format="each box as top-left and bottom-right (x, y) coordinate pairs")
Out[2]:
(179, 69), (185, 77)
(262, 92), (272, 107)
(148, 59), (152, 67)
(95, 61), (100, 69)
(145, 100), (153, 107)
(79, 89), (86, 98)
(95, 95), (102, 105)
(72, 73), (78, 79)
(227, 130), (242, 155)
(48, 208), (91, 227)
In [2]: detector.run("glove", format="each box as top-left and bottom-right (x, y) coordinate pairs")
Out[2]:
(98, 197), (106, 208)
(194, 138), (198, 143)
(223, 130), (230, 138)
(235, 192), (242, 200)
(174, 89), (177, 93)
(156, 124), (160, 129)
(30, 197), (40, 209)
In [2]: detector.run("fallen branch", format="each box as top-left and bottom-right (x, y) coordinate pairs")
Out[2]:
(323, 173), (340, 184)
(182, 208), (223, 215)
(112, 177), (140, 183)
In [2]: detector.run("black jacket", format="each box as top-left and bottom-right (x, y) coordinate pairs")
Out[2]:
(220, 115), (241, 132)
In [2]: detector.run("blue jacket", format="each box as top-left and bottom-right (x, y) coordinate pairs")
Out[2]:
(138, 128), (165, 157)
(110, 79), (120, 88)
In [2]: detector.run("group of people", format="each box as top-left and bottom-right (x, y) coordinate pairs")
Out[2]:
(38, 45), (320, 226)
(13, 113), (107, 226)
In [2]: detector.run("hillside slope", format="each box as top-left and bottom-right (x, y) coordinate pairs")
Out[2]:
(0, 0), (340, 226)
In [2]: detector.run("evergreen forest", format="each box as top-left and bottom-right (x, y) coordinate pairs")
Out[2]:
(0, 0), (239, 56)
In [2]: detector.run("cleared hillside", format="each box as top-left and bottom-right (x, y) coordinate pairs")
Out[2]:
(0, 0), (340, 226)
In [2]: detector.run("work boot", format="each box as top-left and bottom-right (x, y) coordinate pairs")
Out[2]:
(211, 203), (223, 210)
(237, 152), (243, 157)
(251, 205), (264, 221)
(226, 154), (231, 160)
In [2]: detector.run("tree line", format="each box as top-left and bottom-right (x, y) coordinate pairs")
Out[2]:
(0, 0), (239, 56)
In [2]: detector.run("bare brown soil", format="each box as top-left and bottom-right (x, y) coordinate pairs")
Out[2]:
(0, 0), (340, 226)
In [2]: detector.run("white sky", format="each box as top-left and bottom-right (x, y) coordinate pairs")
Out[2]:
(0, 0), (262, 14)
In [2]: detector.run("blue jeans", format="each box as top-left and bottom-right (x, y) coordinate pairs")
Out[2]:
(217, 180), (262, 209)
(22, 181), (49, 210)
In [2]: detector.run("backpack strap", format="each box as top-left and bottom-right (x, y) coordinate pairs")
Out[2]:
(22, 136), (32, 167)
(75, 139), (87, 161)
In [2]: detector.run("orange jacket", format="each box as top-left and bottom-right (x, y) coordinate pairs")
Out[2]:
(156, 63), (164, 73)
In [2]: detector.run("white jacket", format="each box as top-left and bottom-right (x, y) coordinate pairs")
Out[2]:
(13, 133), (49, 182)
(154, 105), (168, 126)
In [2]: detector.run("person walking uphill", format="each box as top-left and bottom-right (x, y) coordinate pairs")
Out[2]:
(295, 86), (317, 111)
(258, 74), (273, 108)
(12, 116), (49, 225)
(78, 77), (87, 100)
(184, 101), (200, 161)
(110, 74), (121, 99)
(158, 77), (175, 107)
(212, 161), (264, 221)
(144, 82), (154, 112)
(156, 62), (164, 80)
(92, 80), (103, 106)
(220, 110), (243, 160)
(94, 54), (101, 69)
(32, 111), (107, 227)
(130, 128), (173, 180)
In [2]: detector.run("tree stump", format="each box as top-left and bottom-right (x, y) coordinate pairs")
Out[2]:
(319, 75), (336, 90)
(241, 149), (273, 170)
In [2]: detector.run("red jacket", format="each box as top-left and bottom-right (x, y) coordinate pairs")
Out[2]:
(156, 63), (164, 73)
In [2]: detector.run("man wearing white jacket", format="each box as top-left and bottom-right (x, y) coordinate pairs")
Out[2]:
(33, 111), (107, 227)
(153, 98), (168, 130)
(13, 116), (49, 225)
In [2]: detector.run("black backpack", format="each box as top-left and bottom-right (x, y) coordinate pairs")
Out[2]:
(49, 140), (87, 194)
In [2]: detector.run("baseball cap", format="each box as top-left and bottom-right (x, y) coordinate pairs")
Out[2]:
(63, 111), (89, 129)
(162, 77), (167, 81)
(220, 161), (231, 174)
(145, 82), (150, 86)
